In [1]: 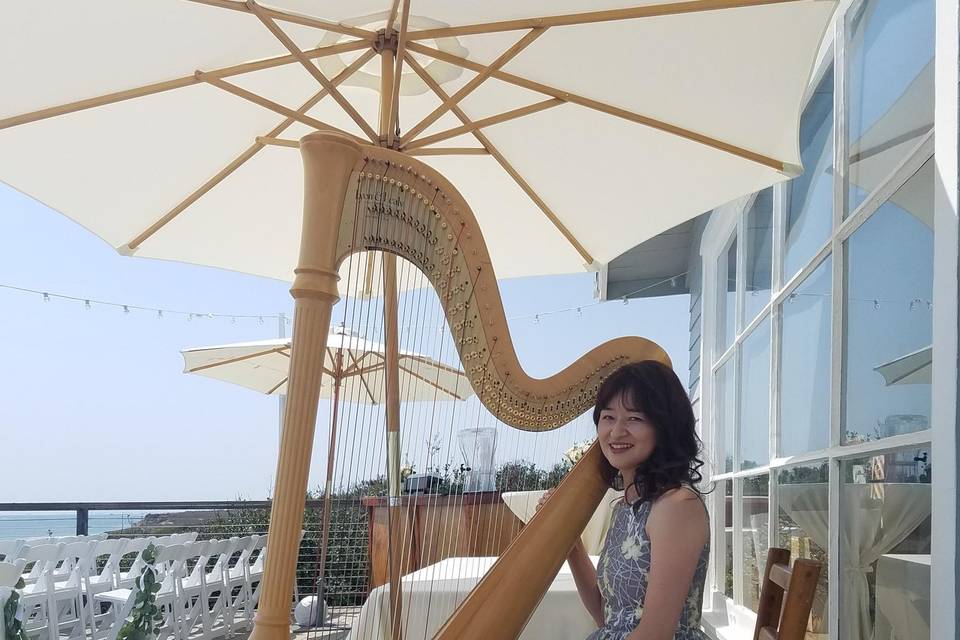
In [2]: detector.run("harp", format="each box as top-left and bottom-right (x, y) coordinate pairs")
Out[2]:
(249, 131), (671, 640)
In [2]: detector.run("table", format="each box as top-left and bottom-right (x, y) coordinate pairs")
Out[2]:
(501, 488), (622, 554)
(362, 492), (523, 589)
(347, 556), (599, 640)
(874, 554), (930, 640)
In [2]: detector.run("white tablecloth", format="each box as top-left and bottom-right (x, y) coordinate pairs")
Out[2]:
(874, 554), (930, 640)
(501, 489), (622, 554)
(347, 556), (599, 640)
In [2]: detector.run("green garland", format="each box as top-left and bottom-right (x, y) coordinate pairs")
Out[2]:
(3, 576), (27, 640)
(116, 544), (164, 640)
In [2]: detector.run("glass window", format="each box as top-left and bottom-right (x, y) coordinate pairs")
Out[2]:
(715, 358), (736, 474)
(777, 463), (830, 639)
(717, 235), (738, 353)
(744, 189), (774, 325)
(719, 480), (733, 600)
(779, 259), (833, 456)
(847, 0), (935, 215)
(842, 159), (933, 444)
(785, 68), (834, 280)
(841, 448), (931, 640)
(740, 474), (769, 611)
(739, 319), (771, 470)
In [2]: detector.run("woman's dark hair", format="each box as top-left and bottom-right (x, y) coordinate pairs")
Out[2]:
(592, 360), (704, 505)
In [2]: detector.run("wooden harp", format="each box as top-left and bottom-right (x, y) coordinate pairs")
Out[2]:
(249, 131), (671, 640)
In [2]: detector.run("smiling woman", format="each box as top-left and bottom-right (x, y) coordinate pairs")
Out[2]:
(553, 361), (711, 640)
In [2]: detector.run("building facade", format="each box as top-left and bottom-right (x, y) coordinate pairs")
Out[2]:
(608, 0), (959, 637)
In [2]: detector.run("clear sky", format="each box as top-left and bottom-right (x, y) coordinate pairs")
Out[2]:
(0, 182), (690, 502)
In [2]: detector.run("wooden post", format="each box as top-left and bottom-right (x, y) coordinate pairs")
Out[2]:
(76, 508), (89, 536)
(247, 132), (360, 640)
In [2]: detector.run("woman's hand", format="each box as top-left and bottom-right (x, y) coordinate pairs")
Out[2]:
(535, 488), (555, 512)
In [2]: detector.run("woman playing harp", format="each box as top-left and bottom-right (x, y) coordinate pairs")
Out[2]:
(539, 362), (710, 640)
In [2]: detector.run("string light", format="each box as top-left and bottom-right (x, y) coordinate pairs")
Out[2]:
(42, 293), (50, 302)
(84, 300), (91, 310)
(123, 305), (130, 314)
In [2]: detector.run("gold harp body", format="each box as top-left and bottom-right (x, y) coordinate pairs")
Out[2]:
(252, 131), (671, 640)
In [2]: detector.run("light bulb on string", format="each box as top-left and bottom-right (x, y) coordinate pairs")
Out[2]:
(622, 297), (629, 306)
(123, 305), (130, 314)
(157, 310), (163, 319)
(84, 300), (91, 310)
(534, 314), (539, 324)
(42, 293), (50, 302)
(187, 313), (193, 322)
(577, 307), (582, 317)
(873, 300), (880, 310)
(258, 316), (264, 325)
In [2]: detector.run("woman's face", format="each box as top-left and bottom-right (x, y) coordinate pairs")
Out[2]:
(597, 391), (657, 473)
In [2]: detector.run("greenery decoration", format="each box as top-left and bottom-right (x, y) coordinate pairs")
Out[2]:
(3, 576), (28, 640)
(116, 544), (164, 640)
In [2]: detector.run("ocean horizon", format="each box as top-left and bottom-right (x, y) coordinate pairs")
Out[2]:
(0, 512), (151, 540)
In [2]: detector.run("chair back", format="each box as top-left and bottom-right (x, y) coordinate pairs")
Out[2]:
(0, 561), (24, 588)
(0, 540), (24, 561)
(753, 547), (822, 640)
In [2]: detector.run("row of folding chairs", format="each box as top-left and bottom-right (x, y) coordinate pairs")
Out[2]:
(0, 534), (267, 640)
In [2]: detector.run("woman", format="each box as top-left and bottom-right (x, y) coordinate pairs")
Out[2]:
(539, 360), (709, 640)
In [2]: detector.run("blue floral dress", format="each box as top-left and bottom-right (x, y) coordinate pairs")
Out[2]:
(586, 492), (710, 640)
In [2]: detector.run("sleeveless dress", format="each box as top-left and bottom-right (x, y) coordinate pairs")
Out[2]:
(586, 492), (710, 640)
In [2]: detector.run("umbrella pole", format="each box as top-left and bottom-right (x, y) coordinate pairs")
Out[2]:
(249, 134), (361, 640)
(379, 33), (407, 640)
(316, 353), (343, 610)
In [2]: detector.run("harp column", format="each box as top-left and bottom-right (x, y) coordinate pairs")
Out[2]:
(378, 28), (407, 640)
(248, 133), (361, 640)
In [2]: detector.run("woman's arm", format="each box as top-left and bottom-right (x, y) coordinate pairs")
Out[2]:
(567, 538), (604, 626)
(535, 490), (604, 627)
(626, 489), (709, 640)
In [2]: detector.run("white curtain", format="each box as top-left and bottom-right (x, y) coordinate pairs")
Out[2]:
(779, 483), (931, 640)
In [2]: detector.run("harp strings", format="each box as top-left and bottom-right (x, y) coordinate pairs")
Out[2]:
(307, 167), (600, 639)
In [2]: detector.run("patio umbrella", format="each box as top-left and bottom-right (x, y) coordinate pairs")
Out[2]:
(181, 325), (472, 400)
(0, 2), (837, 637)
(182, 324), (471, 600)
(874, 345), (932, 386)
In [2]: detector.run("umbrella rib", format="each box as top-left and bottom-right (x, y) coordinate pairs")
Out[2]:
(124, 49), (375, 252)
(406, 148), (489, 156)
(386, 0), (412, 147)
(188, 0), (376, 40)
(399, 28), (547, 146)
(404, 52), (596, 265)
(256, 137), (489, 155)
(404, 0), (809, 40)
(396, 363), (469, 401)
(196, 73), (366, 143)
(403, 99), (564, 150)
(267, 377), (288, 395)
(247, 0), (379, 143)
(186, 345), (290, 373)
(406, 41), (791, 173)
(401, 354), (466, 377)
(0, 39), (371, 132)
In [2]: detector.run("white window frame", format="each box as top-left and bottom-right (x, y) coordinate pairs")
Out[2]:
(697, 1), (946, 637)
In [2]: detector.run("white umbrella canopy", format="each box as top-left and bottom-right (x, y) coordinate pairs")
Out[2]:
(874, 345), (932, 386)
(181, 326), (473, 400)
(1, 0), (836, 286)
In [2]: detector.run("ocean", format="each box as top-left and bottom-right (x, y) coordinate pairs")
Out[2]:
(0, 512), (151, 540)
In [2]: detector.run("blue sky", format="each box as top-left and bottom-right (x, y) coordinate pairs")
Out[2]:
(0, 183), (690, 502)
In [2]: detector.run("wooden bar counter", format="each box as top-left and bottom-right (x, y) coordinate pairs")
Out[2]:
(362, 491), (523, 590)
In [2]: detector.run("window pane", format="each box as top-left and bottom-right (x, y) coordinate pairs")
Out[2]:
(740, 474), (769, 611)
(715, 358), (736, 474)
(777, 463), (830, 639)
(745, 189), (774, 324)
(785, 68), (833, 280)
(842, 160), (933, 444)
(779, 258), (833, 455)
(717, 235), (738, 353)
(841, 448), (931, 640)
(847, 0), (934, 215)
(719, 480), (733, 600)
(739, 319), (771, 470)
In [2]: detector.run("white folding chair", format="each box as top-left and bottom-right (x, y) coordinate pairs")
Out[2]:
(0, 540), (24, 562)
(177, 541), (210, 640)
(96, 544), (187, 640)
(223, 537), (255, 632)
(49, 541), (95, 640)
(115, 538), (153, 589)
(18, 544), (63, 640)
(82, 539), (129, 640)
(200, 539), (237, 640)
(244, 536), (267, 623)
